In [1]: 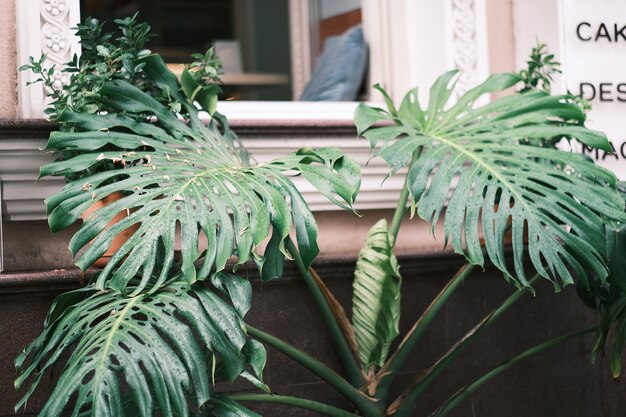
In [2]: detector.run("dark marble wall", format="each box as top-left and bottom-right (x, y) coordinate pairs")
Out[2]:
(1, 254), (624, 417)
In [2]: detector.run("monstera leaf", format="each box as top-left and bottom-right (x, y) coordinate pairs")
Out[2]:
(14, 276), (261, 417)
(40, 55), (360, 294)
(352, 219), (402, 371)
(579, 183), (626, 379)
(355, 71), (626, 288)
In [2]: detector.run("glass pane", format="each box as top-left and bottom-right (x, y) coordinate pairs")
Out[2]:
(79, 0), (366, 102)
(80, 0), (292, 100)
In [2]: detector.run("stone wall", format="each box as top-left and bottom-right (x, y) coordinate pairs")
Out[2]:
(2, 255), (625, 416)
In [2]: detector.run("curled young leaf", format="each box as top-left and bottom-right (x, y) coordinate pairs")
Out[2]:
(352, 219), (402, 371)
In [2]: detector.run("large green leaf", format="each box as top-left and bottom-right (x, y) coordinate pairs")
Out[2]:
(352, 219), (402, 371)
(40, 55), (360, 293)
(581, 183), (626, 379)
(14, 277), (259, 417)
(355, 71), (626, 288)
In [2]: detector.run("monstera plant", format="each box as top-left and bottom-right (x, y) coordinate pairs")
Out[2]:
(16, 19), (626, 417)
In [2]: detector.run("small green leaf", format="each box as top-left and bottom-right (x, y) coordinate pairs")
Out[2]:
(242, 339), (267, 381)
(354, 103), (389, 137)
(211, 272), (253, 317)
(374, 83), (398, 117)
(96, 45), (110, 57)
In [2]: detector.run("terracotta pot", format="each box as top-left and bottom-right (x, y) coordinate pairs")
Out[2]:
(82, 191), (139, 268)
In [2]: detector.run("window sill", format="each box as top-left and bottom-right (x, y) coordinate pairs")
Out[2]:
(217, 101), (359, 122)
(0, 117), (402, 221)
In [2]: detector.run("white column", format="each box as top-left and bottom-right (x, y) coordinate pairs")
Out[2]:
(289, 0), (314, 100)
(362, 0), (490, 103)
(512, 0), (563, 92)
(16, 0), (81, 118)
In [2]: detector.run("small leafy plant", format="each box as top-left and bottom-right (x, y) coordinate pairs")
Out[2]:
(518, 42), (561, 93)
(16, 17), (626, 417)
(21, 15), (153, 119)
(20, 14), (224, 181)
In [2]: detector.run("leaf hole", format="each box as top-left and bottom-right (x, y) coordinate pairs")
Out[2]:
(131, 312), (148, 322)
(118, 341), (131, 353)
(109, 354), (120, 366)
(128, 331), (145, 345)
(82, 370), (95, 385)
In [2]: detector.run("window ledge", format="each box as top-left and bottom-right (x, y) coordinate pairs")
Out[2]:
(0, 118), (402, 221)
(0, 251), (468, 295)
(216, 101), (359, 122)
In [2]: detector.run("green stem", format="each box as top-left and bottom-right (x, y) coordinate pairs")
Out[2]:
(286, 239), (365, 388)
(388, 148), (422, 242)
(391, 274), (541, 417)
(428, 328), (595, 417)
(230, 394), (360, 417)
(388, 177), (411, 242)
(246, 325), (381, 417)
(375, 262), (476, 403)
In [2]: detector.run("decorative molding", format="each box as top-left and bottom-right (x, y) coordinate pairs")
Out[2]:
(16, 0), (81, 118)
(445, 0), (490, 97)
(0, 120), (404, 221)
(293, 0), (492, 103)
(362, 0), (488, 103)
(288, 0), (313, 100)
(449, 0), (478, 94)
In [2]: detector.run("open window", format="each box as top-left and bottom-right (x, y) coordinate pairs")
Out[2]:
(17, 0), (491, 119)
(79, 0), (367, 102)
(9, 0), (492, 222)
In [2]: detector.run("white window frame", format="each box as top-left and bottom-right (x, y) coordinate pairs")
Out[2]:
(7, 0), (491, 220)
(15, 0), (490, 120)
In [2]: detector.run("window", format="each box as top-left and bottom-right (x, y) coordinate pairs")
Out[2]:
(7, 0), (493, 221)
(79, 0), (368, 102)
(17, 0), (491, 118)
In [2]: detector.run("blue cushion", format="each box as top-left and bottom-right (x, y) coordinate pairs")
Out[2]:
(300, 25), (367, 101)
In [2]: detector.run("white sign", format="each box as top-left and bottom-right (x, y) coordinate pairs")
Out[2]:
(562, 0), (626, 179)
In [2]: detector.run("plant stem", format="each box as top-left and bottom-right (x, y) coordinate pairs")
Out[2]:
(246, 325), (382, 417)
(229, 393), (360, 417)
(286, 239), (365, 388)
(388, 177), (411, 242)
(374, 262), (476, 402)
(388, 148), (422, 242)
(390, 274), (540, 417)
(428, 328), (596, 417)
